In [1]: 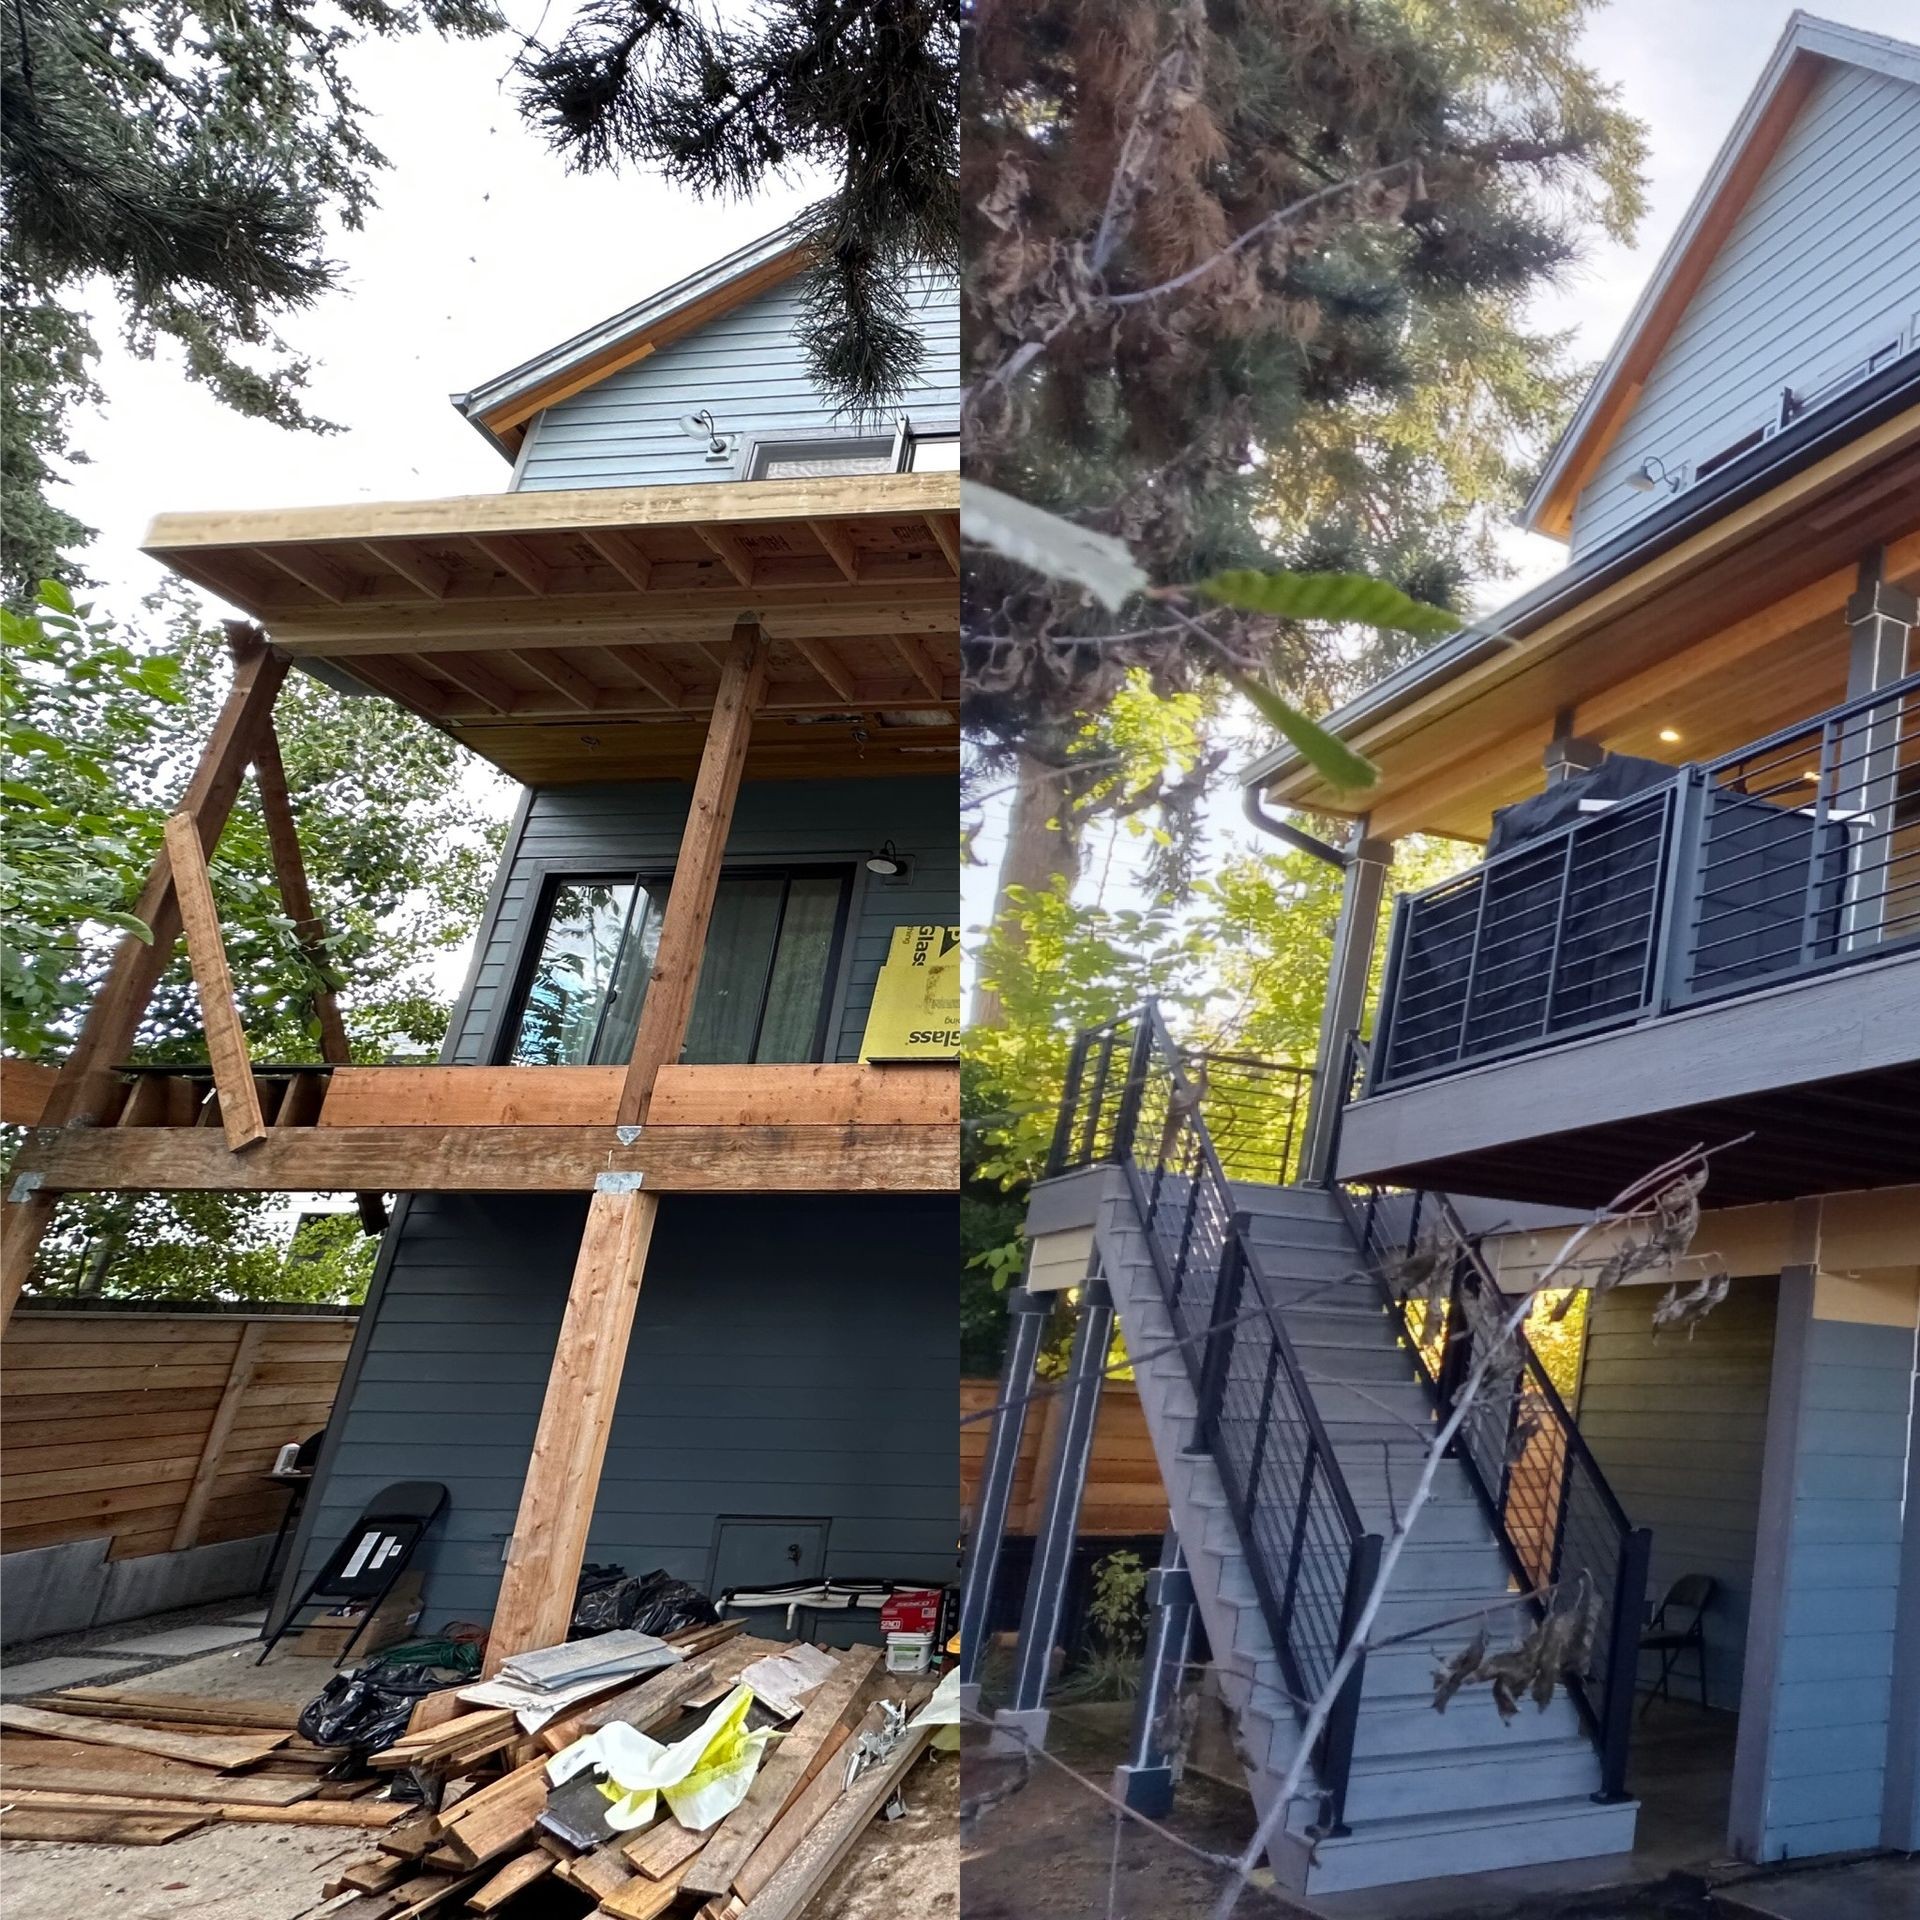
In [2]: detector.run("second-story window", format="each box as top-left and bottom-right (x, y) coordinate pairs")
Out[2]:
(508, 868), (852, 1067)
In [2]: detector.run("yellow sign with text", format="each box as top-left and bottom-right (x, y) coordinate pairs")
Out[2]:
(860, 925), (962, 1062)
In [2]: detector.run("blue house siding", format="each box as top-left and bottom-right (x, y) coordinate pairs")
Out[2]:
(444, 776), (955, 1068)
(1572, 59), (1920, 554)
(298, 1193), (957, 1628)
(1575, 1274), (1776, 1709)
(1735, 1293), (1916, 1863)
(283, 769), (958, 1630)
(514, 267), (959, 493)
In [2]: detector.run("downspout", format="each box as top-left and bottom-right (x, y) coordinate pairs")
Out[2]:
(1241, 785), (1349, 868)
(1242, 786), (1391, 1185)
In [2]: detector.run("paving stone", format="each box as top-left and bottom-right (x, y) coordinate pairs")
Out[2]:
(85, 1622), (260, 1657)
(0, 1654), (145, 1697)
(1716, 1860), (1920, 1920)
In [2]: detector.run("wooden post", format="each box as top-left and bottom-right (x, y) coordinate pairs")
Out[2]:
(253, 722), (386, 1231)
(169, 1321), (269, 1551)
(485, 1178), (659, 1669)
(2, 630), (286, 1327)
(252, 723), (353, 1063)
(490, 623), (765, 1666)
(617, 620), (768, 1125)
(39, 631), (287, 1134)
(163, 814), (268, 1151)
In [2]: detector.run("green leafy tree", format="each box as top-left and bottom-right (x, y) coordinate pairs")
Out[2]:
(8, 591), (508, 1303)
(0, 0), (503, 595)
(962, 0), (1646, 950)
(1, 582), (187, 1053)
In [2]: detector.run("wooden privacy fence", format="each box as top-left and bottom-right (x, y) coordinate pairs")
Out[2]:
(2, 1306), (357, 1562)
(960, 1376), (1168, 1536)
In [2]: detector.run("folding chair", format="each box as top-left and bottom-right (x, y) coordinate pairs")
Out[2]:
(1638, 1572), (1715, 1714)
(258, 1480), (448, 1667)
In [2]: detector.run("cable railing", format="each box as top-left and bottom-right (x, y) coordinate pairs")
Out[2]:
(1370, 671), (1920, 1091)
(1337, 1184), (1651, 1804)
(1049, 1005), (1379, 1835)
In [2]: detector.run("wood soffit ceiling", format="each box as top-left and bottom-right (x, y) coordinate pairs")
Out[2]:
(1261, 410), (1920, 842)
(144, 475), (961, 785)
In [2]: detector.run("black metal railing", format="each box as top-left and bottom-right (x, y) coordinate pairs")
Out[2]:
(1050, 1006), (1379, 1833)
(1340, 1185), (1651, 1802)
(1182, 1051), (1314, 1187)
(1371, 671), (1920, 1091)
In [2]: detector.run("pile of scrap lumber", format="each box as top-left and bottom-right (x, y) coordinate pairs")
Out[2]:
(0, 1684), (411, 1848)
(316, 1620), (940, 1919)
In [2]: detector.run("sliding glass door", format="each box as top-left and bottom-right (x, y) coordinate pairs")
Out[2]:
(507, 869), (851, 1068)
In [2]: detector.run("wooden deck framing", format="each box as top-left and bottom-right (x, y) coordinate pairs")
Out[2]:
(2, 569), (959, 1670)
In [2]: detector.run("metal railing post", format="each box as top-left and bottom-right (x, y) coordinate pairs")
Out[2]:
(1108, 1014), (1157, 1164)
(1317, 1531), (1384, 1835)
(1191, 1220), (1249, 1449)
(958, 1286), (1054, 1695)
(1596, 1526), (1653, 1802)
(1046, 1031), (1091, 1176)
(1112, 1529), (1198, 1817)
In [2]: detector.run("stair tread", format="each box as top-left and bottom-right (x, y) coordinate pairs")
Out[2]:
(1320, 1792), (1633, 1843)
(1348, 1732), (1595, 1771)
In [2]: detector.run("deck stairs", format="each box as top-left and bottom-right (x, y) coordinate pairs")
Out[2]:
(1086, 1168), (1638, 1893)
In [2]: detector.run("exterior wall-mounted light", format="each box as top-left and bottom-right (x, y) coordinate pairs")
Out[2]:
(865, 840), (906, 878)
(1625, 455), (1683, 495)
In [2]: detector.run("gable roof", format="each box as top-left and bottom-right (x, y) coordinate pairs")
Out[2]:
(453, 218), (814, 459)
(1524, 11), (1920, 540)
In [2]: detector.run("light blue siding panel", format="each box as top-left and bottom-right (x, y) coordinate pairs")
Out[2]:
(1781, 1543), (1903, 1590)
(1771, 1676), (1894, 1731)
(516, 267), (959, 492)
(1783, 1581), (1897, 1640)
(1768, 1724), (1892, 1780)
(1761, 1813), (1885, 1860)
(1765, 1767), (1890, 1825)
(1572, 63), (1920, 554)
(1772, 1629), (1895, 1685)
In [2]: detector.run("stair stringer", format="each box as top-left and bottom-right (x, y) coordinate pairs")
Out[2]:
(1089, 1168), (1641, 1895)
(1083, 1166), (1324, 1894)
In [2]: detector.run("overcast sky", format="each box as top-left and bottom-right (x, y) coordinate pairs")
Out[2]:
(47, 0), (1914, 954)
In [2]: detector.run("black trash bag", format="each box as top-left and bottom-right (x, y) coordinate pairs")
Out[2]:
(296, 1661), (455, 1758)
(570, 1567), (720, 1640)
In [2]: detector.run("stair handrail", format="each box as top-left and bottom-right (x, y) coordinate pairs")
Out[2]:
(1050, 1000), (1381, 1833)
(1342, 1181), (1652, 1803)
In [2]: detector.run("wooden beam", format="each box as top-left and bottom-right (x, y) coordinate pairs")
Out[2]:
(485, 1182), (658, 1669)
(428, 652), (521, 715)
(469, 534), (552, 597)
(513, 648), (601, 712)
(581, 529), (653, 592)
(601, 646), (685, 710)
(924, 512), (959, 572)
(8, 1123), (960, 1194)
(789, 637), (854, 701)
(252, 724), (353, 1064)
(167, 1322), (267, 1551)
(1, 1191), (59, 1325)
(35, 634), (287, 1135)
(695, 524), (757, 589)
(889, 635), (943, 699)
(312, 1063), (958, 1128)
(359, 541), (448, 600)
(806, 520), (860, 583)
(162, 814), (268, 1151)
(1, 1060), (60, 1128)
(619, 622), (769, 1124)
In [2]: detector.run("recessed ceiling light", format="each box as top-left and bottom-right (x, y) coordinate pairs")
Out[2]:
(1658, 727), (1682, 744)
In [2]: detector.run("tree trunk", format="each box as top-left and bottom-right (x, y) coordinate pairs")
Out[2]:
(970, 752), (1082, 1029)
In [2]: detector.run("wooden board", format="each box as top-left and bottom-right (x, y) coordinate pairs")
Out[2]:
(163, 812), (267, 1150)
(465, 1848), (553, 1910)
(0, 1758), (315, 1806)
(682, 1646), (881, 1900)
(11, 1122), (960, 1196)
(0, 1704), (288, 1770)
(734, 1728), (932, 1920)
(0, 1787), (408, 1828)
(314, 1062), (959, 1130)
(0, 1807), (207, 1844)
